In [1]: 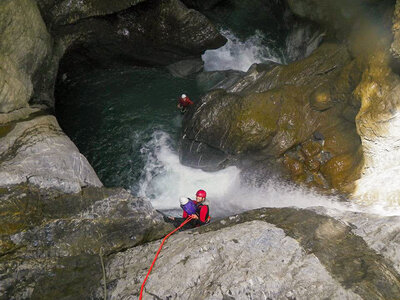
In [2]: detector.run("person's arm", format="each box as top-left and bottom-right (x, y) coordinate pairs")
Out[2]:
(187, 98), (194, 105)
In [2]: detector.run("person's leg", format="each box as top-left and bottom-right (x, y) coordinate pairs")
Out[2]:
(173, 217), (197, 229)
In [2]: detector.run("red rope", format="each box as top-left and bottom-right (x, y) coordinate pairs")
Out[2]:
(139, 216), (194, 300)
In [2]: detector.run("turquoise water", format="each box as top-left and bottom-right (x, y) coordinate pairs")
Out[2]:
(56, 67), (203, 189)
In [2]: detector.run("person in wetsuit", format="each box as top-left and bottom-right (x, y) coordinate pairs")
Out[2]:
(177, 94), (194, 113)
(162, 189), (211, 229)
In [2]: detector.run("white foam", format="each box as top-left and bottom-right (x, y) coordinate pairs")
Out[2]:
(135, 131), (400, 217)
(353, 111), (400, 209)
(136, 131), (241, 210)
(202, 29), (284, 72)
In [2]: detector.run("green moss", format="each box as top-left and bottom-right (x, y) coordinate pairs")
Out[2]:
(31, 254), (102, 299)
(0, 123), (16, 138)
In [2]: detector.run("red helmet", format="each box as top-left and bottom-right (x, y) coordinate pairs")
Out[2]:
(196, 189), (206, 198)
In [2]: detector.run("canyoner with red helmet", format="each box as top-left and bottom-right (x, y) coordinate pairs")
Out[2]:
(180, 189), (210, 225)
(177, 93), (194, 113)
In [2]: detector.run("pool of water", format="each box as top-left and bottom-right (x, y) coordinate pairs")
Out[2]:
(56, 67), (203, 189)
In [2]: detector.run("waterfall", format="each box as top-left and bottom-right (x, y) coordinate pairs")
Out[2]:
(202, 29), (285, 72)
(135, 131), (400, 217)
(353, 111), (400, 210)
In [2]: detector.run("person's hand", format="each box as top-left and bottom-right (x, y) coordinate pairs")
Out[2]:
(190, 214), (198, 219)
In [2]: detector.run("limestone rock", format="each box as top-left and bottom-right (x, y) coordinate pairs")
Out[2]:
(181, 0), (224, 11)
(2, 189), (400, 299)
(0, 105), (47, 125)
(0, 185), (172, 299)
(181, 43), (362, 192)
(314, 206), (400, 274)
(0, 115), (102, 193)
(285, 21), (325, 62)
(166, 58), (204, 78)
(285, 0), (390, 39)
(391, 0), (400, 58)
(195, 70), (246, 91)
(35, 0), (147, 27)
(104, 221), (360, 299)
(95, 208), (400, 299)
(352, 49), (400, 204)
(0, 0), (52, 113)
(58, 0), (226, 72)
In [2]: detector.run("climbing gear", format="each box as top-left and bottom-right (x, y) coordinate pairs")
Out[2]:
(196, 189), (206, 198)
(179, 196), (189, 206)
(181, 199), (197, 215)
(181, 94), (186, 98)
(139, 216), (194, 300)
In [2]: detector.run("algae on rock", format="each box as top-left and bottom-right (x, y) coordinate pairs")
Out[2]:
(181, 43), (363, 192)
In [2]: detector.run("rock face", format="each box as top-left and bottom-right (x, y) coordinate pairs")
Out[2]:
(181, 0), (224, 11)
(95, 207), (400, 299)
(181, 43), (363, 192)
(0, 115), (102, 193)
(284, 0), (400, 204)
(35, 0), (147, 28)
(57, 0), (226, 74)
(352, 38), (400, 204)
(0, 0), (52, 113)
(391, 0), (400, 58)
(2, 185), (400, 299)
(285, 0), (389, 39)
(0, 185), (172, 299)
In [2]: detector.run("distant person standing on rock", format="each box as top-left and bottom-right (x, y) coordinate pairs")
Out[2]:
(177, 94), (194, 113)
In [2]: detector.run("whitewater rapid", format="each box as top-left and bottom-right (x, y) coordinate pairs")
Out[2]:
(134, 131), (400, 218)
(202, 29), (284, 72)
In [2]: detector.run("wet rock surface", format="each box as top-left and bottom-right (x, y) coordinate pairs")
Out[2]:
(1, 186), (400, 299)
(181, 43), (362, 192)
(0, 0), (52, 113)
(35, 0), (147, 28)
(57, 0), (226, 74)
(181, 0), (224, 11)
(0, 184), (172, 299)
(0, 115), (102, 193)
(94, 207), (400, 299)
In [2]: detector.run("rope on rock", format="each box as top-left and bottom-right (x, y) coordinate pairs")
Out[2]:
(139, 215), (194, 300)
(99, 248), (107, 300)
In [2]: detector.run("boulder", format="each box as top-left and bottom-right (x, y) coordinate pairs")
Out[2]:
(57, 0), (227, 73)
(0, 185), (172, 299)
(181, 43), (363, 192)
(0, 115), (102, 193)
(95, 207), (400, 299)
(166, 58), (204, 78)
(0, 0), (52, 113)
(195, 69), (245, 91)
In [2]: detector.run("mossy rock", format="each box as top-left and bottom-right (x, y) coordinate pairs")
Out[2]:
(320, 149), (363, 190)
